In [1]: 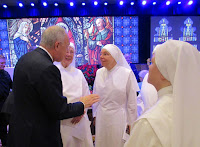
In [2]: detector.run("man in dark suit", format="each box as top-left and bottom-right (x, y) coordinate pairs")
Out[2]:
(7, 25), (99, 147)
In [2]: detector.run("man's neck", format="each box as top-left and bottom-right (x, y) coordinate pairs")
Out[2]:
(39, 45), (54, 61)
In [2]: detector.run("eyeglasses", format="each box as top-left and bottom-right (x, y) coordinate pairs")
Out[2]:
(146, 58), (152, 66)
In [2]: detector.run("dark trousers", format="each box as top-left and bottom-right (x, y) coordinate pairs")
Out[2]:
(0, 113), (9, 146)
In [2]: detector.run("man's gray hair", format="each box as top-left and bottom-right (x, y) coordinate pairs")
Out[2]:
(40, 25), (67, 49)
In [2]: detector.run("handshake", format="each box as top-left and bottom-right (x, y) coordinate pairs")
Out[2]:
(80, 94), (99, 108)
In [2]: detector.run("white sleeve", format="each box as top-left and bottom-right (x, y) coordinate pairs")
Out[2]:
(140, 74), (158, 111)
(137, 93), (145, 117)
(92, 78), (99, 117)
(124, 118), (162, 147)
(81, 72), (90, 97)
(81, 72), (91, 112)
(126, 71), (138, 125)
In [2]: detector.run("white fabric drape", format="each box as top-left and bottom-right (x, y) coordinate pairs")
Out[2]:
(102, 44), (139, 91)
(56, 63), (93, 147)
(125, 40), (200, 147)
(140, 73), (158, 112)
(93, 65), (137, 147)
(69, 42), (76, 67)
(93, 44), (138, 147)
(125, 86), (173, 147)
(155, 40), (200, 147)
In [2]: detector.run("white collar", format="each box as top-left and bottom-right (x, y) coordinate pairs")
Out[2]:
(39, 46), (53, 61)
(158, 86), (173, 98)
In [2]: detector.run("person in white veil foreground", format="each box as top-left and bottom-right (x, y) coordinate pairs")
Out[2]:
(92, 44), (139, 147)
(55, 43), (94, 147)
(137, 45), (160, 116)
(124, 40), (200, 147)
(137, 72), (158, 116)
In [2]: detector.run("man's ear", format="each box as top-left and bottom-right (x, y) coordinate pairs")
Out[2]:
(54, 41), (60, 51)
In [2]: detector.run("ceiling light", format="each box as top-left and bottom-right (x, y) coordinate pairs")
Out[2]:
(3, 4), (7, 8)
(70, 2), (74, 6)
(43, 2), (47, 6)
(94, 1), (98, 5)
(142, 0), (147, 5)
(19, 2), (23, 7)
(166, 1), (171, 5)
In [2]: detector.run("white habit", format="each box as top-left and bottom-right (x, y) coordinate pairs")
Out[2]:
(137, 73), (158, 116)
(140, 73), (158, 112)
(124, 86), (173, 147)
(126, 40), (200, 147)
(56, 63), (93, 147)
(93, 64), (137, 147)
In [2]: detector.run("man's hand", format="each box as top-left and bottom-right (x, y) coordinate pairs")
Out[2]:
(80, 94), (99, 108)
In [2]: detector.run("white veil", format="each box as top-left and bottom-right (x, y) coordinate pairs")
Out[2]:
(102, 44), (139, 91)
(155, 40), (200, 147)
(69, 42), (76, 67)
(53, 42), (75, 67)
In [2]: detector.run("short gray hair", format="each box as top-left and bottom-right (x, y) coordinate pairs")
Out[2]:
(40, 25), (67, 49)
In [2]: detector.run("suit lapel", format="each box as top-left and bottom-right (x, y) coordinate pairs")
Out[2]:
(35, 47), (53, 63)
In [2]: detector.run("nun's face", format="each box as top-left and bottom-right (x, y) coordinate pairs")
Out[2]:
(100, 49), (116, 70)
(61, 46), (74, 68)
(147, 55), (163, 91)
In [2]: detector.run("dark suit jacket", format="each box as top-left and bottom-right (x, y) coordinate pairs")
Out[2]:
(8, 48), (84, 147)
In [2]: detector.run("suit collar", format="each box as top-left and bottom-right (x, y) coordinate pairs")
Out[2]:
(35, 47), (53, 63)
(38, 46), (53, 61)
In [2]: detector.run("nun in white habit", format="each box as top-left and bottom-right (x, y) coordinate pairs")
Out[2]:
(55, 43), (93, 147)
(124, 40), (200, 147)
(137, 45), (160, 116)
(92, 44), (139, 147)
